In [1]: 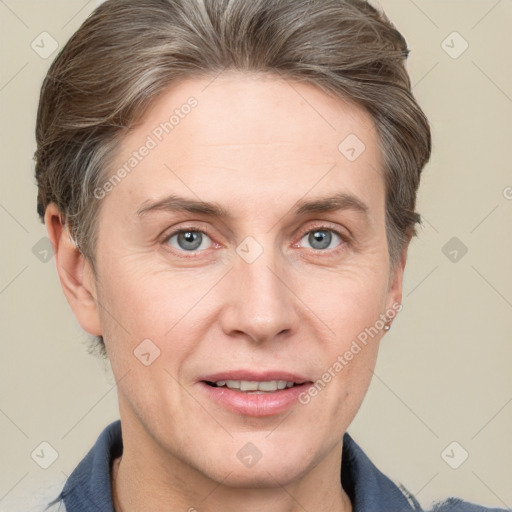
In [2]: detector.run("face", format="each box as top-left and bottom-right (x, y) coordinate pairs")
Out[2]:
(78, 73), (405, 487)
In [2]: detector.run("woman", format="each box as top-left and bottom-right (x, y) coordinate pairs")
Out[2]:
(33, 0), (505, 510)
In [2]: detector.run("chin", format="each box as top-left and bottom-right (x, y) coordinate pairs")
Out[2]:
(212, 463), (305, 489)
(195, 441), (313, 489)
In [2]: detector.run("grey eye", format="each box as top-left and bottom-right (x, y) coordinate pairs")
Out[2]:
(168, 231), (211, 251)
(301, 230), (341, 250)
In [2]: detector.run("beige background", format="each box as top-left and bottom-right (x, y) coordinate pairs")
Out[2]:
(1, 0), (511, 510)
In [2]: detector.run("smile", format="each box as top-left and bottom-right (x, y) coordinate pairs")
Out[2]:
(198, 371), (313, 416)
(205, 380), (299, 392)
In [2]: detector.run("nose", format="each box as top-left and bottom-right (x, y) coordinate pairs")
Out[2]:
(218, 244), (300, 344)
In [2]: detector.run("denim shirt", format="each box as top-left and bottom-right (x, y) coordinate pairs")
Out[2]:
(44, 420), (505, 512)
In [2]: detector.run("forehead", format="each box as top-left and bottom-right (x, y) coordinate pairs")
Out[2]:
(104, 72), (384, 220)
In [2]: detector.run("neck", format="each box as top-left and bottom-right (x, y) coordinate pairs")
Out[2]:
(111, 417), (352, 512)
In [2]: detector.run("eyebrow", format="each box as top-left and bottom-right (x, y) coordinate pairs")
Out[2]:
(137, 195), (232, 218)
(294, 192), (368, 216)
(136, 192), (369, 219)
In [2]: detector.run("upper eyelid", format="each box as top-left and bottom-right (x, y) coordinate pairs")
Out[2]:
(164, 222), (344, 238)
(162, 222), (214, 240)
(297, 223), (345, 238)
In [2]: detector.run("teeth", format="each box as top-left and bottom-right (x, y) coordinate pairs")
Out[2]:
(259, 381), (278, 392)
(240, 381), (259, 391)
(215, 380), (297, 392)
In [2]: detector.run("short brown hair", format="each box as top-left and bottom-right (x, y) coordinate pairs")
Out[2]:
(35, 0), (431, 352)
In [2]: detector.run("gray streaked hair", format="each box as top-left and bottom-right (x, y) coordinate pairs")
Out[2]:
(35, 0), (431, 354)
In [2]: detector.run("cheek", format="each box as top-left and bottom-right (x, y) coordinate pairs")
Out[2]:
(299, 263), (390, 337)
(314, 323), (382, 429)
(95, 262), (222, 377)
(297, 265), (387, 403)
(97, 259), (202, 331)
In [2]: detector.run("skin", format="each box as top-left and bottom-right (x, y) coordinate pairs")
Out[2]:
(46, 72), (408, 512)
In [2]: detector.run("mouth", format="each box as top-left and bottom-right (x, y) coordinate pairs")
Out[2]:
(203, 379), (304, 393)
(197, 371), (313, 416)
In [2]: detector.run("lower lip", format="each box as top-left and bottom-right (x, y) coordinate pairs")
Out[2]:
(198, 382), (311, 416)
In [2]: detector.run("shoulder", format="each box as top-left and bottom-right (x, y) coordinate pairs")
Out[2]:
(342, 432), (507, 512)
(426, 497), (508, 512)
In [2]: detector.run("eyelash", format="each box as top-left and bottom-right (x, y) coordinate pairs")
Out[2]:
(161, 223), (349, 258)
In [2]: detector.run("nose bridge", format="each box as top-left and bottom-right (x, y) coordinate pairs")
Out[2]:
(220, 238), (298, 343)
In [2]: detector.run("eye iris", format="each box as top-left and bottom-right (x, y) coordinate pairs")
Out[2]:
(309, 230), (331, 250)
(178, 231), (202, 251)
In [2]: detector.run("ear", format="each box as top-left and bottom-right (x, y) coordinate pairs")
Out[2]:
(385, 239), (410, 315)
(44, 203), (102, 336)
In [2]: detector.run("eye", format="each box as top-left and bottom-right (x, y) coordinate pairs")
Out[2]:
(299, 228), (344, 251)
(166, 230), (213, 252)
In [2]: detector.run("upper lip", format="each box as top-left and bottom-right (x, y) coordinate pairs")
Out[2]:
(199, 370), (312, 384)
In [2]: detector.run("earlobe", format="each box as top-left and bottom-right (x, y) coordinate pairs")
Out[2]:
(44, 203), (102, 336)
